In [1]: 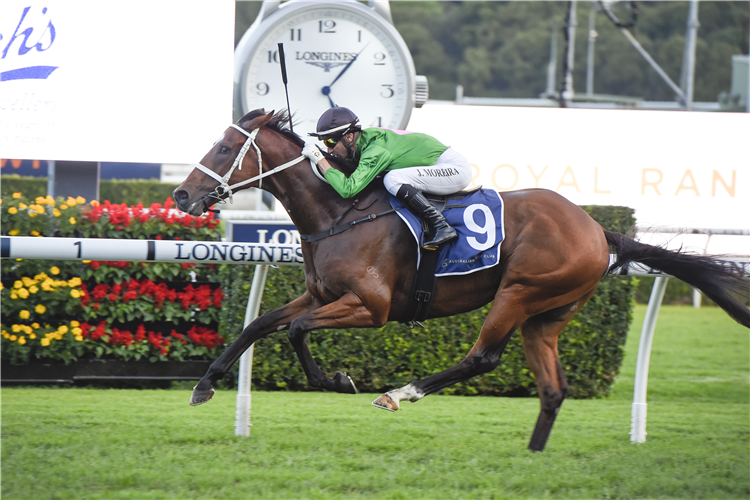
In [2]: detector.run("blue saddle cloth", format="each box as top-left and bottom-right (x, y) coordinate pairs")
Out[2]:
(389, 188), (505, 276)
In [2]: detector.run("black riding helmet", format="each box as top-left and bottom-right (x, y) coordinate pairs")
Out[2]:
(309, 107), (361, 141)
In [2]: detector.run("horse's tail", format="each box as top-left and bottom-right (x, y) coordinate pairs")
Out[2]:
(604, 230), (750, 329)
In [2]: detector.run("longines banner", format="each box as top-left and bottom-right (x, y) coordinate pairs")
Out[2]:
(408, 104), (750, 235)
(0, 0), (234, 164)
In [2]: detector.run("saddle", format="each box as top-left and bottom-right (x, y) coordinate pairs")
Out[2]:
(405, 186), (482, 326)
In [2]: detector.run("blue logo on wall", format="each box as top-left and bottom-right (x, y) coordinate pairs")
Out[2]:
(1, 6), (58, 82)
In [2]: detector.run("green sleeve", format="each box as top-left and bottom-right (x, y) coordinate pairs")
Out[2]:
(324, 145), (393, 198)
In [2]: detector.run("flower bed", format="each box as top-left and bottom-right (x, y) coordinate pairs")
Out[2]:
(1, 193), (226, 369)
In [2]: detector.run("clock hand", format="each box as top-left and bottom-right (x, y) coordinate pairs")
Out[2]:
(329, 43), (369, 87)
(321, 43), (369, 104)
(322, 87), (336, 108)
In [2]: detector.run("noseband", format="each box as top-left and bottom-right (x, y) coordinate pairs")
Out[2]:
(192, 123), (306, 208)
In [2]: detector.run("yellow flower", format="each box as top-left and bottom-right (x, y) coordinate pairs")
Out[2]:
(53, 208), (62, 217)
(72, 327), (82, 335)
(31, 230), (40, 236)
(10, 291), (18, 299)
(28, 211), (37, 218)
(2, 332), (8, 338)
(71, 320), (80, 327)
(8, 206), (18, 214)
(75, 335), (83, 342)
(35, 304), (46, 314)
(30, 333), (37, 340)
(46, 196), (56, 206)
(0, 282), (3, 290)
(19, 310), (30, 320)
(19, 203), (27, 209)
(76, 196), (86, 204)
(12, 192), (22, 199)
(18, 288), (29, 299)
(40, 338), (50, 346)
(60, 204), (68, 210)
(8, 229), (19, 236)
(68, 277), (82, 287)
(10, 335), (17, 341)
(69, 217), (77, 225)
(66, 197), (77, 206)
(50, 266), (60, 275)
(70, 289), (81, 298)
(12, 324), (22, 333)
(90, 200), (100, 207)
(22, 277), (34, 286)
(13, 280), (22, 289)
(29, 285), (39, 293)
(59, 325), (69, 334)
(36, 196), (47, 204)
(32, 323), (40, 329)
(18, 336), (26, 345)
(31, 204), (44, 213)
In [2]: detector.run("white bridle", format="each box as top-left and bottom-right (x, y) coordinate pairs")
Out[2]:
(192, 123), (306, 205)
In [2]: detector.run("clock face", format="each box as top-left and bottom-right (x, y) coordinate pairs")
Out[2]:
(238, 3), (415, 139)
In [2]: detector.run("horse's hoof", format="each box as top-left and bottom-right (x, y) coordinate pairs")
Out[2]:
(190, 386), (215, 406)
(333, 371), (358, 394)
(372, 394), (399, 412)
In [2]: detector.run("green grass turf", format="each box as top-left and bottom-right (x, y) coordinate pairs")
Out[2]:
(2, 305), (748, 499)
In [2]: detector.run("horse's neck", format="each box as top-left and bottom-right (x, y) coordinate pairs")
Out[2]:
(262, 141), (355, 237)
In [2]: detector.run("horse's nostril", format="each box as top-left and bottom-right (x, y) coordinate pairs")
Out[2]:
(174, 189), (189, 202)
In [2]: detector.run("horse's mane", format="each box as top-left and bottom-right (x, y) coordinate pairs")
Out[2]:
(238, 109), (305, 148)
(238, 108), (357, 173)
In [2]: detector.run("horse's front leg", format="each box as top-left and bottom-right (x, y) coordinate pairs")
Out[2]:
(287, 291), (389, 394)
(190, 292), (320, 406)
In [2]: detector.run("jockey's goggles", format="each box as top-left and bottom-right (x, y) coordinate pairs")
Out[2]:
(323, 136), (341, 148)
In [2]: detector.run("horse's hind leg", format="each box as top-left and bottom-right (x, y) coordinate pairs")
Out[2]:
(373, 290), (524, 411)
(521, 292), (595, 452)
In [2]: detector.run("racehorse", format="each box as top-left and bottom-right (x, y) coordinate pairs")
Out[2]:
(173, 109), (750, 451)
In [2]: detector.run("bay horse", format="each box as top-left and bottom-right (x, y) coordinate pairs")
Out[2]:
(173, 110), (750, 451)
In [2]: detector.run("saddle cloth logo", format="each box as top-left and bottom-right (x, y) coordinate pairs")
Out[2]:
(389, 188), (505, 276)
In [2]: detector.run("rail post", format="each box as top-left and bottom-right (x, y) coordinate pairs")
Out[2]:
(235, 264), (269, 437)
(630, 276), (669, 443)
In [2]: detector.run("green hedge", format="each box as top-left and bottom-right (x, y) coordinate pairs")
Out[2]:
(1, 175), (178, 207)
(219, 206), (636, 399)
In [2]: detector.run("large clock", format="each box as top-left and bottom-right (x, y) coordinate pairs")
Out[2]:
(234, 0), (428, 137)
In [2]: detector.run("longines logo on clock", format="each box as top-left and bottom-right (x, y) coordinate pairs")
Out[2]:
(295, 51), (357, 62)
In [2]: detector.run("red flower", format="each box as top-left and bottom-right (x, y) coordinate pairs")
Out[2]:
(212, 288), (223, 308)
(186, 326), (225, 348)
(110, 328), (133, 346)
(135, 325), (146, 342)
(90, 321), (107, 340)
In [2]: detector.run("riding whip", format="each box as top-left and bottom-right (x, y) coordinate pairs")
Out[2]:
(277, 43), (294, 135)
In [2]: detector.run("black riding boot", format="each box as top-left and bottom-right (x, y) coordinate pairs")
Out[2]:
(396, 185), (458, 250)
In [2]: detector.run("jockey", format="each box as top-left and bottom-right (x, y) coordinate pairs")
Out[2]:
(302, 107), (472, 250)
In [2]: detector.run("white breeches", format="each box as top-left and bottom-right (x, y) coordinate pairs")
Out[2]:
(383, 147), (472, 196)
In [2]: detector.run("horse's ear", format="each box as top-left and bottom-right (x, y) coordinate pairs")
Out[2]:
(242, 109), (276, 131)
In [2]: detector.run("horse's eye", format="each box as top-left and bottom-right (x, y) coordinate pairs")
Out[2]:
(219, 145), (231, 154)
